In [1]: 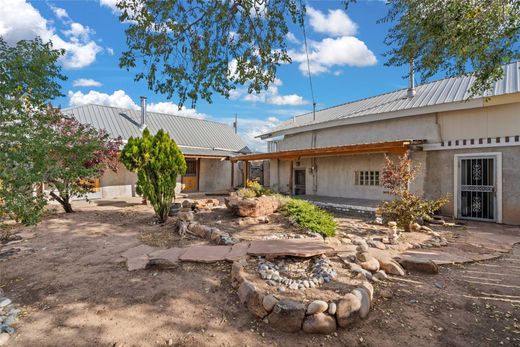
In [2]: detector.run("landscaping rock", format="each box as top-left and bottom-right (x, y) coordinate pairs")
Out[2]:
(188, 224), (211, 238)
(360, 282), (374, 301)
(328, 302), (337, 315)
(225, 196), (280, 217)
(262, 295), (278, 312)
(388, 221), (397, 227)
(373, 270), (388, 281)
(231, 261), (247, 288)
(148, 248), (186, 268)
(121, 245), (156, 271)
(267, 299), (306, 333)
(0, 299), (11, 308)
(377, 257), (406, 276)
(246, 289), (268, 318)
(306, 300), (328, 315)
(237, 282), (255, 306)
(352, 288), (371, 319)
(398, 258), (439, 274)
(336, 293), (361, 328)
(356, 243), (369, 252)
(302, 313), (336, 334)
(356, 252), (371, 262)
(359, 257), (380, 272)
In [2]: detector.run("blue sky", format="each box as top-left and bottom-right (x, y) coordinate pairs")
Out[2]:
(2, 0), (430, 150)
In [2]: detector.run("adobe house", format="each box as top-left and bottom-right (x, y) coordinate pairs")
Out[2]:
(63, 98), (250, 199)
(233, 62), (520, 225)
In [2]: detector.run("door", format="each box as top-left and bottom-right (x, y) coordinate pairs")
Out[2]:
(458, 156), (496, 221)
(294, 169), (306, 195)
(182, 159), (198, 192)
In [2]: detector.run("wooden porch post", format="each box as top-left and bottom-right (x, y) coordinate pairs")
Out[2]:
(231, 161), (234, 189)
(196, 158), (201, 192)
(243, 161), (249, 187)
(288, 160), (293, 195)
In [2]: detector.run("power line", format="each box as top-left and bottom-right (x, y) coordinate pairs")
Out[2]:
(299, 0), (316, 121)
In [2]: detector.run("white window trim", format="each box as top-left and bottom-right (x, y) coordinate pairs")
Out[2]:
(453, 152), (502, 223)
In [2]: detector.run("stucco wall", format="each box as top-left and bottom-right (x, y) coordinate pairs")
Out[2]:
(198, 158), (234, 192)
(278, 114), (440, 151)
(423, 146), (520, 225)
(100, 163), (137, 198)
(437, 102), (520, 141)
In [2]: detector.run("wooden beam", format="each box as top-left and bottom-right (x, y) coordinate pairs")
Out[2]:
(196, 158), (201, 192)
(243, 161), (248, 187)
(230, 140), (416, 162)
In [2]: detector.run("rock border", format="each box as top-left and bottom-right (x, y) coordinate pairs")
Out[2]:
(231, 258), (374, 335)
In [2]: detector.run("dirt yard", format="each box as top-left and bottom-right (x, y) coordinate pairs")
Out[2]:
(0, 199), (519, 347)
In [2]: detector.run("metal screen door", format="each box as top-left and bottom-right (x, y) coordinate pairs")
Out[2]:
(458, 156), (496, 221)
(294, 169), (306, 195)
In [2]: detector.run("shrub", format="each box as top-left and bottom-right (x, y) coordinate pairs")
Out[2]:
(120, 128), (186, 223)
(281, 199), (336, 237)
(236, 180), (273, 198)
(379, 154), (449, 230)
(236, 187), (257, 198)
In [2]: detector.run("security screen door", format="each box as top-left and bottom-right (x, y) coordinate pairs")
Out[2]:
(458, 156), (496, 221)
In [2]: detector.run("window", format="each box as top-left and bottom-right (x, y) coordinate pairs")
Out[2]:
(355, 171), (380, 186)
(185, 159), (197, 176)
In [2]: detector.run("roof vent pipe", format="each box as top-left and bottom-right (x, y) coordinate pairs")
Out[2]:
(139, 96), (147, 130)
(407, 60), (416, 98)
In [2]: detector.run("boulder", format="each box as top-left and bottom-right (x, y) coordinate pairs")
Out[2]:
(262, 295), (279, 312)
(306, 300), (328, 315)
(302, 313), (337, 334)
(225, 196), (280, 217)
(410, 222), (421, 232)
(231, 261), (247, 288)
(336, 293), (361, 328)
(267, 299), (306, 333)
(398, 258), (439, 274)
(181, 200), (193, 208)
(377, 257), (406, 276)
(188, 224), (211, 238)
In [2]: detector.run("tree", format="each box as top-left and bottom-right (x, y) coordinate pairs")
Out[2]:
(378, 0), (520, 97)
(0, 37), (66, 225)
(118, 0), (304, 108)
(118, 0), (519, 107)
(46, 112), (122, 213)
(379, 154), (449, 230)
(120, 129), (187, 223)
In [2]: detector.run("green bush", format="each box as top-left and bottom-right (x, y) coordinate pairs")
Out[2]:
(236, 187), (257, 198)
(281, 199), (336, 237)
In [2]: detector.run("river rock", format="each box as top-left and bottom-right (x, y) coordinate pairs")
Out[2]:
(0, 333), (9, 346)
(246, 289), (268, 318)
(306, 300), (328, 315)
(267, 299), (306, 333)
(336, 293), (361, 328)
(359, 257), (380, 272)
(237, 282), (255, 306)
(177, 211), (194, 222)
(328, 302), (337, 315)
(0, 299), (11, 308)
(302, 313), (337, 334)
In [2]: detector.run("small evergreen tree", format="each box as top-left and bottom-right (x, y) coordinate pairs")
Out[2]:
(120, 129), (186, 223)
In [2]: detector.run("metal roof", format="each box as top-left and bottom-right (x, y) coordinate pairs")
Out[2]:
(262, 62), (520, 138)
(62, 104), (249, 156)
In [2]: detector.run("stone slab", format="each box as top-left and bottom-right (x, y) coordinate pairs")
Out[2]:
(121, 244), (157, 271)
(179, 245), (232, 263)
(225, 242), (251, 262)
(148, 248), (187, 267)
(247, 239), (335, 258)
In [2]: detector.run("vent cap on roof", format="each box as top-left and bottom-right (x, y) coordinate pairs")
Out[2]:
(139, 96), (147, 131)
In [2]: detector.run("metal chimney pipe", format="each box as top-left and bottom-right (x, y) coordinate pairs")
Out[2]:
(407, 60), (416, 98)
(140, 96), (147, 130)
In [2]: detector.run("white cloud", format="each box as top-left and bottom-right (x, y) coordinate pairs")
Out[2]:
(230, 78), (309, 106)
(67, 90), (207, 119)
(72, 78), (103, 87)
(307, 6), (357, 37)
(0, 0), (102, 69)
(99, 0), (119, 13)
(106, 47), (115, 55)
(49, 5), (69, 21)
(286, 32), (300, 44)
(290, 36), (377, 75)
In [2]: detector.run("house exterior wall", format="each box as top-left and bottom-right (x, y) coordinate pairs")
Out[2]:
(99, 163), (137, 198)
(277, 114), (440, 151)
(198, 158), (234, 192)
(423, 146), (520, 225)
(437, 101), (520, 141)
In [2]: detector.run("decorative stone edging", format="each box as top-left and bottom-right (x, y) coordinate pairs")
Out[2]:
(257, 255), (337, 290)
(231, 259), (374, 335)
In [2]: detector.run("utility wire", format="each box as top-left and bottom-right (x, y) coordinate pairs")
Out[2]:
(299, 0), (316, 121)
